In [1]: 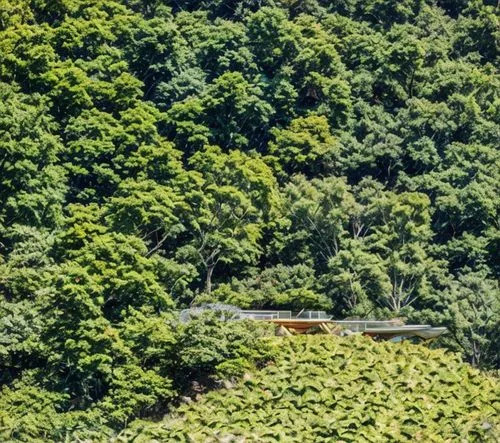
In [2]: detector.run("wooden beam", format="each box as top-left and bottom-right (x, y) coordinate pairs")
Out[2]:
(318, 323), (331, 334)
(276, 325), (293, 336)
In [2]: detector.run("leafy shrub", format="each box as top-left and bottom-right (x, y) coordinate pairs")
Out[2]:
(122, 335), (499, 442)
(0, 379), (68, 442)
(174, 311), (275, 383)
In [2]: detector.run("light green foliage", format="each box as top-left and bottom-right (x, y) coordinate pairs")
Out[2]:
(0, 380), (70, 442)
(278, 174), (357, 268)
(122, 335), (500, 442)
(188, 146), (280, 293)
(269, 115), (337, 174)
(0, 377), (114, 441)
(0, 0), (498, 438)
(98, 364), (173, 426)
(119, 307), (177, 370)
(0, 83), (66, 229)
(68, 233), (175, 316)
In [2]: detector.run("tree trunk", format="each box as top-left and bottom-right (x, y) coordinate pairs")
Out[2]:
(205, 263), (215, 294)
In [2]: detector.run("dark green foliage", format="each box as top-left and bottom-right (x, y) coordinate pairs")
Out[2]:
(174, 312), (275, 380)
(0, 0), (498, 438)
(0, 300), (44, 384)
(0, 314), (273, 440)
(206, 263), (332, 309)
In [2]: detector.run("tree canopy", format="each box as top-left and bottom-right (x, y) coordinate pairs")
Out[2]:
(0, 0), (498, 439)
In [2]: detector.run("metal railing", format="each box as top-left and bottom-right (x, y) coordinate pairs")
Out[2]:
(177, 307), (445, 339)
(238, 310), (292, 320)
(295, 310), (332, 320)
(331, 320), (403, 332)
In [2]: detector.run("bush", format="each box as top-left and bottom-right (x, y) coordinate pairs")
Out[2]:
(122, 335), (500, 442)
(175, 311), (275, 384)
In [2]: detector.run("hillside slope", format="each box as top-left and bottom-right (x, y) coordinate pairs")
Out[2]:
(0, 0), (499, 438)
(122, 335), (499, 442)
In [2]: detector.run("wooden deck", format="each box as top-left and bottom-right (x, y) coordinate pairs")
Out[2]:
(270, 318), (446, 340)
(270, 319), (340, 335)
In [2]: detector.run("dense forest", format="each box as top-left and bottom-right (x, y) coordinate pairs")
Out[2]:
(0, 0), (498, 440)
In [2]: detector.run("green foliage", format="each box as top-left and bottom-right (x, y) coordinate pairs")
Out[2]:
(207, 264), (331, 310)
(420, 271), (500, 369)
(0, 225), (56, 299)
(187, 145), (280, 293)
(323, 240), (390, 316)
(269, 114), (337, 174)
(122, 335), (500, 442)
(0, 0), (498, 438)
(98, 364), (173, 426)
(0, 379), (70, 442)
(277, 174), (357, 269)
(0, 83), (66, 229)
(175, 311), (274, 381)
(0, 376), (114, 442)
(0, 300), (44, 384)
(166, 72), (274, 151)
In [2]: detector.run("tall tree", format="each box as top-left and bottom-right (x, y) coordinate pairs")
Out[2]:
(187, 146), (279, 294)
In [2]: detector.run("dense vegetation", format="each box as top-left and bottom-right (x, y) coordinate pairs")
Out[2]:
(0, 0), (498, 439)
(123, 335), (500, 442)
